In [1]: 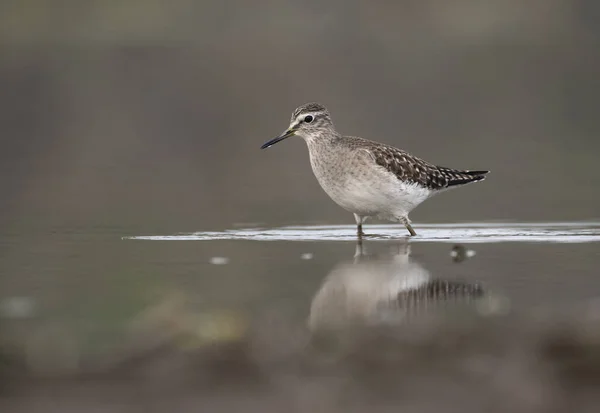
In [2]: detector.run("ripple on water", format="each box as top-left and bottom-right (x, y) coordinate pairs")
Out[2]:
(124, 222), (600, 243)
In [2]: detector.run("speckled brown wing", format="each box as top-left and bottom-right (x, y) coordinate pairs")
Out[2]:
(367, 144), (489, 190)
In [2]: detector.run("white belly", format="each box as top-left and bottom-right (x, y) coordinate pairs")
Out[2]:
(310, 149), (432, 221)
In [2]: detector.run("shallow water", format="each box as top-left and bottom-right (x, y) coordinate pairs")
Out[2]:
(126, 221), (600, 243)
(1, 222), (598, 353)
(118, 221), (600, 313)
(2, 221), (600, 412)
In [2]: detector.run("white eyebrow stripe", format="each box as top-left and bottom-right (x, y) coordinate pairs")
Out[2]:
(295, 112), (317, 123)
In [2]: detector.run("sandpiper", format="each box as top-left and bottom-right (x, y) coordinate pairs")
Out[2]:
(261, 103), (489, 237)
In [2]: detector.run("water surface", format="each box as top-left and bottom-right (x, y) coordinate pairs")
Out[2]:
(126, 221), (600, 243)
(2, 221), (600, 412)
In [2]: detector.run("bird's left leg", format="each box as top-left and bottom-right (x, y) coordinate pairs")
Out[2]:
(400, 216), (417, 236)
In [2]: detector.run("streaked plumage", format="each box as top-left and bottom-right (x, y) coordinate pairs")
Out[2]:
(343, 136), (488, 190)
(261, 102), (489, 236)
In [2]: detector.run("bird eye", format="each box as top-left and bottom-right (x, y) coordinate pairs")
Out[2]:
(304, 115), (314, 123)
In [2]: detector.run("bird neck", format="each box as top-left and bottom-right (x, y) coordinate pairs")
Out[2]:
(302, 129), (341, 148)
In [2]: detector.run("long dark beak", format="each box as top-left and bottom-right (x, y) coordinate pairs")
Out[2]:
(260, 128), (296, 149)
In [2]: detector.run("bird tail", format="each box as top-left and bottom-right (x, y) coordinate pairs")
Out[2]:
(437, 167), (489, 187)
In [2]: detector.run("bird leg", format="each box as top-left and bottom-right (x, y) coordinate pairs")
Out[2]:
(357, 223), (365, 237)
(401, 217), (417, 236)
(354, 214), (366, 238)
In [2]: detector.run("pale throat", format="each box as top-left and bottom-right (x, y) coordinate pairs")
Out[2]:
(299, 129), (338, 147)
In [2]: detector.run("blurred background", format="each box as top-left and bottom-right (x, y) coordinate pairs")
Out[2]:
(1, 0), (599, 232)
(1, 1), (600, 412)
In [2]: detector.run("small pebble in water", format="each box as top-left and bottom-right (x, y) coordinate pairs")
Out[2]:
(209, 257), (230, 265)
(300, 253), (314, 260)
(450, 244), (476, 263)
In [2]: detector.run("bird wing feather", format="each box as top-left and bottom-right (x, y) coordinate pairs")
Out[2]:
(356, 140), (488, 190)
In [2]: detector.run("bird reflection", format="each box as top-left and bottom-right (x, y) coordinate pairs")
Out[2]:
(308, 241), (484, 332)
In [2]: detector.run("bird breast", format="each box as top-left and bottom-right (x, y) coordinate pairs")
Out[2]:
(307, 144), (431, 218)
